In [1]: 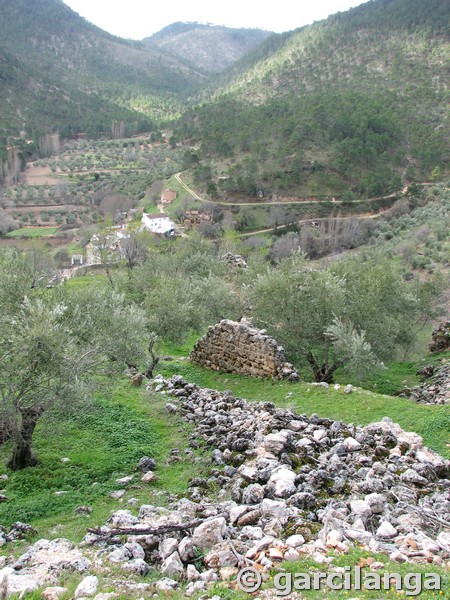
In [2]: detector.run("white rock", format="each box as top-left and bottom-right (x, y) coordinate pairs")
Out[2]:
(186, 564), (200, 581)
(108, 546), (131, 563)
(178, 536), (196, 562)
(284, 548), (301, 561)
(219, 566), (239, 580)
(42, 586), (68, 600)
(344, 437), (362, 451)
(240, 526), (264, 540)
(124, 542), (145, 560)
(0, 568), (39, 597)
(350, 499), (371, 523)
(260, 498), (289, 521)
(286, 534), (305, 548)
(159, 537), (179, 559)
(229, 505), (249, 524)
(185, 581), (206, 596)
(376, 521), (398, 539)
(109, 490), (126, 500)
(141, 471), (158, 484)
(199, 569), (218, 583)
(122, 558), (150, 575)
(422, 539), (440, 554)
(269, 547), (284, 560)
(263, 431), (290, 454)
(437, 531), (450, 550)
(345, 528), (373, 544)
(115, 476), (133, 485)
(75, 576), (98, 598)
(364, 493), (386, 515)
(160, 551), (184, 577)
(390, 551), (408, 563)
(313, 429), (328, 442)
(400, 468), (428, 485)
(238, 465), (258, 481)
(154, 578), (178, 592)
(192, 517), (226, 549)
(326, 530), (343, 547)
(245, 536), (275, 558)
(268, 468), (296, 498)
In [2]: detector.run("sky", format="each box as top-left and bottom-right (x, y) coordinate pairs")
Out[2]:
(63, 0), (366, 40)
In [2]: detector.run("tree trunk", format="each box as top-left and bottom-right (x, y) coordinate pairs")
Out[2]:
(306, 351), (339, 383)
(8, 406), (43, 470)
(143, 343), (159, 379)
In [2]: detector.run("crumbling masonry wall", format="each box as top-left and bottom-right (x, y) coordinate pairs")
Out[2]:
(189, 319), (298, 379)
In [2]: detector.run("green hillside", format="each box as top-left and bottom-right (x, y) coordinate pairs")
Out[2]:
(144, 22), (273, 73)
(0, 0), (205, 139)
(177, 0), (449, 197)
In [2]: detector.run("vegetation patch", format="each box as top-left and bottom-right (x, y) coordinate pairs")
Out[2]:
(5, 226), (59, 238)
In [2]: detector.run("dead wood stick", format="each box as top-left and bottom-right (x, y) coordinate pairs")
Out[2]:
(87, 518), (205, 538)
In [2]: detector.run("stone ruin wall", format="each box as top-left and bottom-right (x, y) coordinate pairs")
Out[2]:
(189, 318), (298, 380)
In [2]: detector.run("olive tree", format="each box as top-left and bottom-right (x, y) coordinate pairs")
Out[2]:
(249, 253), (443, 382)
(0, 249), (148, 469)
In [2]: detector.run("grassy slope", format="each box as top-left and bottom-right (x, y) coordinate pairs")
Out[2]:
(0, 276), (448, 598)
(0, 344), (448, 598)
(0, 380), (207, 540)
(158, 359), (450, 459)
(5, 227), (59, 238)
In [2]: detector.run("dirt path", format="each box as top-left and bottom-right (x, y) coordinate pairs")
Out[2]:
(238, 212), (384, 237)
(174, 172), (398, 207)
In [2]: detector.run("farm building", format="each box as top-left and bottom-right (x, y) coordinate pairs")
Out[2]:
(141, 212), (176, 235)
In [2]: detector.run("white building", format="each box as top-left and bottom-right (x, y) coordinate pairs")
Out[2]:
(141, 212), (176, 235)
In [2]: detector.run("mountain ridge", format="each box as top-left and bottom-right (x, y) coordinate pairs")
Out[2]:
(143, 22), (273, 73)
(177, 0), (449, 197)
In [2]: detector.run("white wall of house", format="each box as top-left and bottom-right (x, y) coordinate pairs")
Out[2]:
(141, 213), (175, 234)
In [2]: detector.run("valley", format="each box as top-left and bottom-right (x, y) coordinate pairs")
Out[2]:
(0, 0), (449, 598)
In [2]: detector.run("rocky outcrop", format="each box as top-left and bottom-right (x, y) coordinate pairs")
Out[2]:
(409, 363), (450, 405)
(220, 252), (247, 268)
(429, 321), (450, 353)
(2, 376), (449, 597)
(86, 376), (449, 583)
(189, 319), (298, 380)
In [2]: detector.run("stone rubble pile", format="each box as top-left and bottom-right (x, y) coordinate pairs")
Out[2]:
(429, 321), (450, 354)
(85, 377), (450, 587)
(409, 363), (450, 405)
(1, 376), (449, 598)
(220, 252), (248, 269)
(189, 319), (299, 380)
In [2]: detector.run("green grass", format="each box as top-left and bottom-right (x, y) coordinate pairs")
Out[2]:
(63, 272), (109, 290)
(5, 226), (59, 238)
(209, 548), (450, 600)
(157, 360), (450, 458)
(0, 379), (206, 543)
(143, 202), (159, 213)
(357, 351), (450, 395)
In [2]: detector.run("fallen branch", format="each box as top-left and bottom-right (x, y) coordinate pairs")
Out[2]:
(87, 518), (204, 539)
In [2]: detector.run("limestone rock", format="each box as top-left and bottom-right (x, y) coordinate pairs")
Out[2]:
(191, 517), (226, 549)
(74, 576), (98, 598)
(161, 552), (184, 577)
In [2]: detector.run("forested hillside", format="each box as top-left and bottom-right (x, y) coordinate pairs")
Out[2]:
(177, 0), (449, 197)
(144, 22), (272, 73)
(0, 0), (205, 139)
